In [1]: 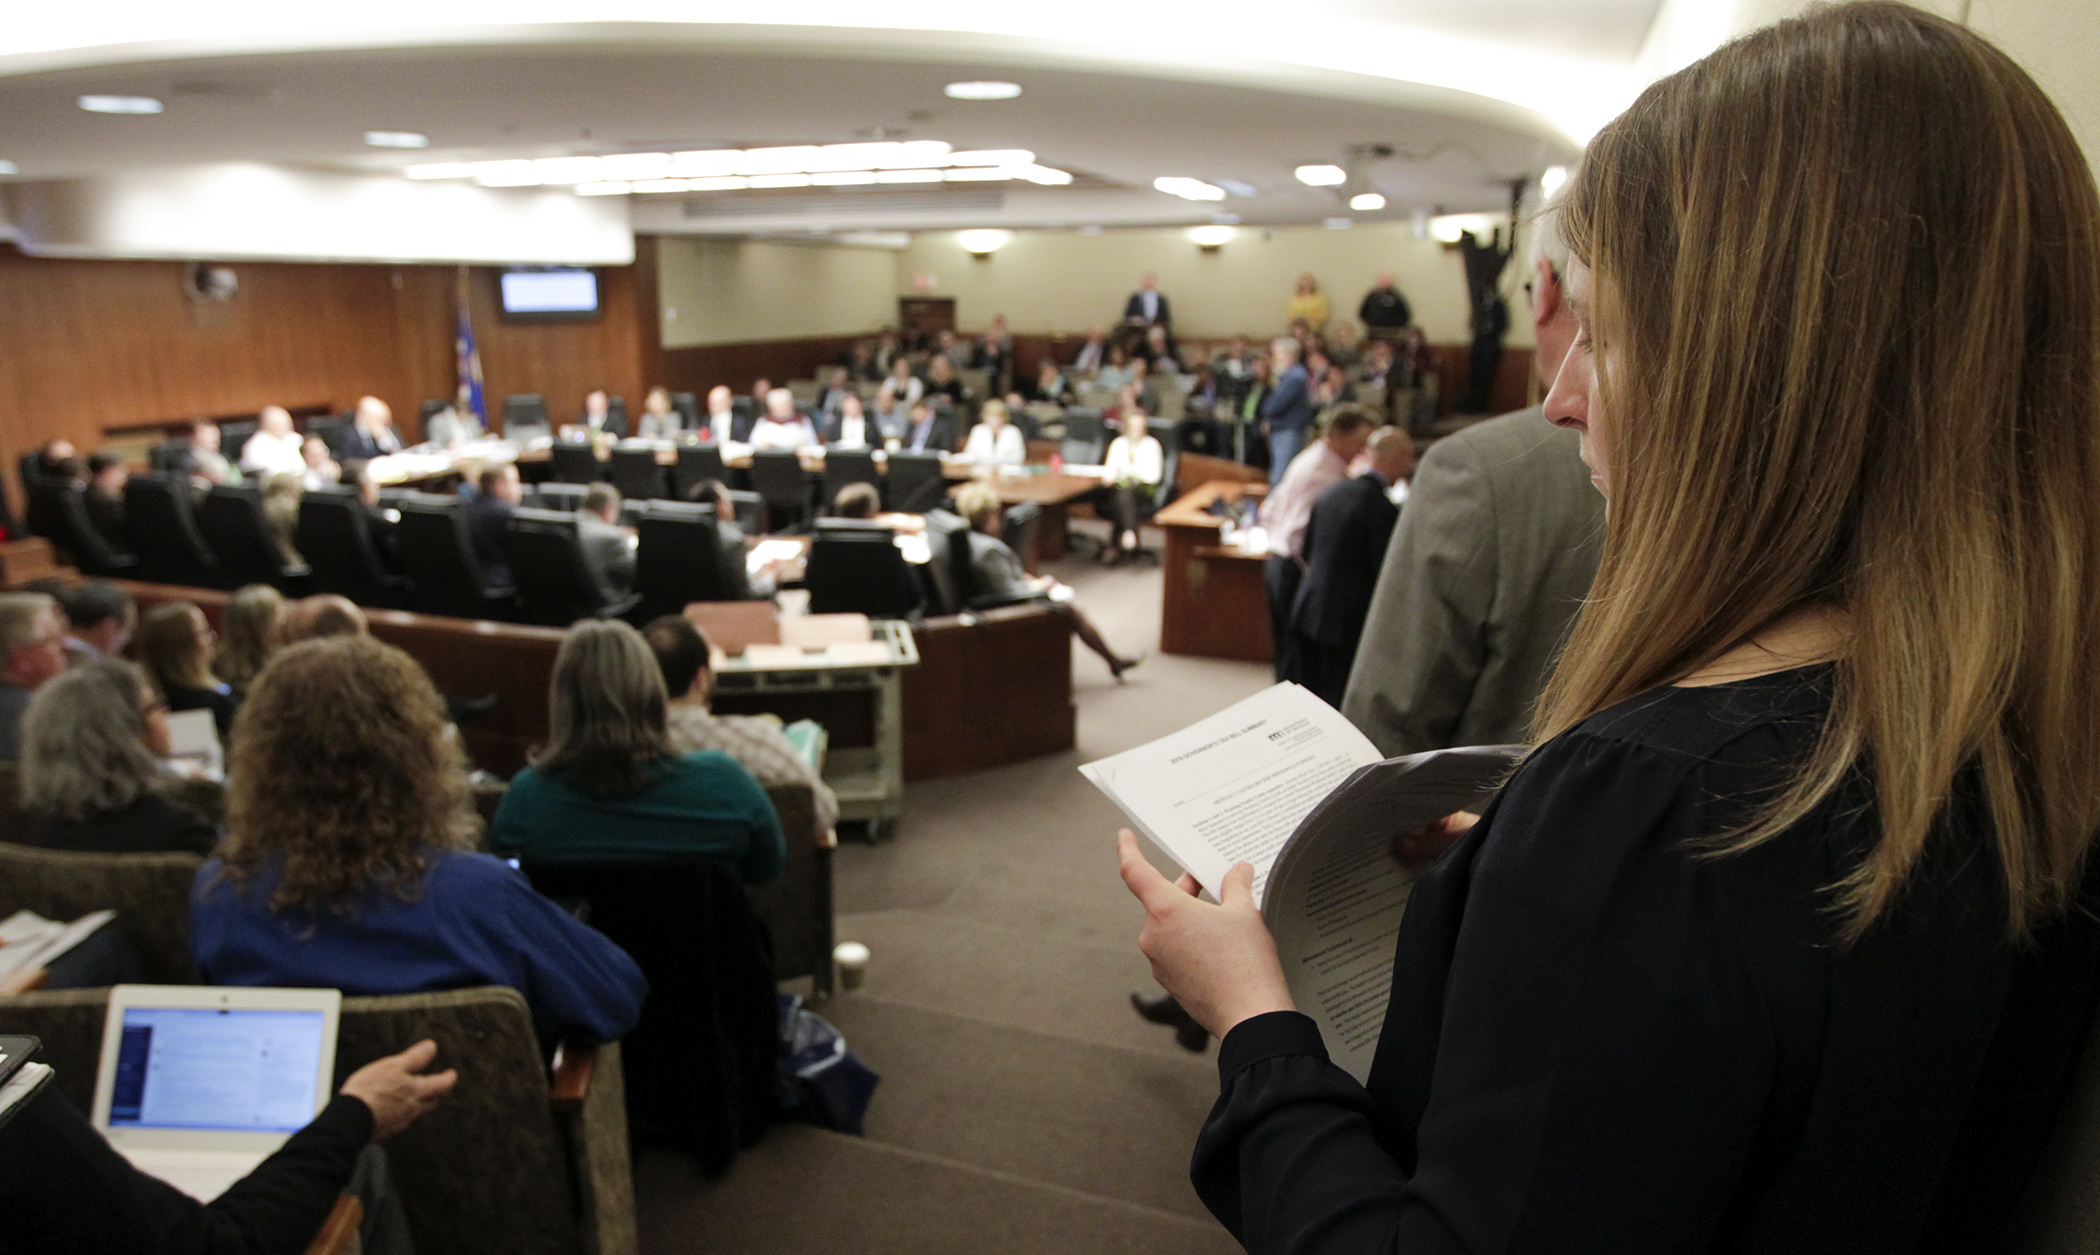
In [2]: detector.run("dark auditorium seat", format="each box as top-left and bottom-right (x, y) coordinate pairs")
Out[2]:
(672, 445), (727, 500)
(530, 483), (589, 514)
(296, 490), (412, 609)
(502, 506), (639, 626)
(123, 475), (221, 588)
(635, 502), (736, 620)
(805, 519), (922, 619)
(28, 483), (135, 576)
(821, 449), (880, 513)
(670, 391), (700, 430)
(396, 496), (520, 621)
(199, 485), (310, 592)
(550, 442), (603, 485)
(610, 446), (667, 502)
(749, 450), (812, 532)
(502, 394), (551, 443)
(883, 452), (947, 513)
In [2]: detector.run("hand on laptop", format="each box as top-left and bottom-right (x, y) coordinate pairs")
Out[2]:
(340, 1040), (458, 1142)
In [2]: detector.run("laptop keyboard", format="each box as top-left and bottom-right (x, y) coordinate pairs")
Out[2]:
(119, 1148), (265, 1202)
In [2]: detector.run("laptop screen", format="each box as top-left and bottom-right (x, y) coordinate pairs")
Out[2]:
(106, 1007), (328, 1133)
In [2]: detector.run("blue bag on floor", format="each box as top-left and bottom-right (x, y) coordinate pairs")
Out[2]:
(776, 993), (881, 1135)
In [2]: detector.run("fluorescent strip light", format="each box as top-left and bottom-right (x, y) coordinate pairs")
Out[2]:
(667, 150), (743, 177)
(1187, 225), (1236, 247)
(632, 178), (693, 194)
(1295, 164), (1346, 187)
(876, 169), (944, 183)
(947, 149), (1034, 167)
(944, 166), (1013, 181)
(364, 131), (428, 149)
(405, 162), (471, 180)
(534, 156), (604, 185)
(895, 141), (955, 168)
(1349, 192), (1387, 211)
(687, 176), (751, 191)
(0, 161), (16, 175)
(470, 160), (542, 187)
(601, 153), (672, 180)
(1154, 176), (1224, 201)
(577, 181), (632, 196)
(78, 95), (162, 115)
(944, 81), (1021, 100)
(1020, 165), (1074, 185)
(809, 142), (905, 171)
(743, 146), (821, 174)
(812, 171), (879, 186)
(748, 173), (814, 188)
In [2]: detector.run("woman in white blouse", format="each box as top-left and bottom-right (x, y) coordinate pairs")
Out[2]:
(1100, 410), (1165, 562)
(960, 401), (1027, 467)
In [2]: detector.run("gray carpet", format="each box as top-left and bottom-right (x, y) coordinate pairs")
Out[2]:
(636, 524), (1270, 1254)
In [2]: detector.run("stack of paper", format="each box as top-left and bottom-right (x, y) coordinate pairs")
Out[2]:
(0, 910), (116, 984)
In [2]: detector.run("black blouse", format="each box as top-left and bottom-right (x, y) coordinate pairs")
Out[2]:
(21, 794), (216, 858)
(165, 684), (239, 743)
(1195, 667), (2100, 1254)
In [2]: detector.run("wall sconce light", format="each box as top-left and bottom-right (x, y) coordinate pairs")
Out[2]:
(1186, 224), (1236, 252)
(959, 228), (1012, 257)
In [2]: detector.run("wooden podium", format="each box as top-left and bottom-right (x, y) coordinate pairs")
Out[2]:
(0, 538), (61, 588)
(1155, 481), (1272, 663)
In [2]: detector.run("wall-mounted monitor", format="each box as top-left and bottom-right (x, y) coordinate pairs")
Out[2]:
(498, 268), (601, 321)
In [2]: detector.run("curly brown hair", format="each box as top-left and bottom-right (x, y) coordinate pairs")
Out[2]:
(216, 635), (476, 916)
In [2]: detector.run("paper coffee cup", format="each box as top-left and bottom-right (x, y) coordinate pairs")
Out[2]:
(833, 941), (870, 991)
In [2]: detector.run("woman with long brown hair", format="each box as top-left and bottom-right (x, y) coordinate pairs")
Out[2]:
(190, 635), (645, 1043)
(135, 600), (238, 741)
(1120, 6), (2100, 1250)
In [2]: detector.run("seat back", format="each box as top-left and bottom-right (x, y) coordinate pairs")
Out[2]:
(296, 491), (408, 607)
(0, 842), (204, 983)
(606, 396), (628, 431)
(820, 449), (880, 512)
(723, 489), (765, 536)
(530, 482), (589, 514)
(122, 475), (221, 587)
(550, 442), (602, 485)
(1001, 501), (1042, 560)
(673, 445), (727, 500)
(635, 503), (733, 620)
(805, 521), (922, 618)
(503, 507), (617, 626)
(749, 451), (811, 531)
(883, 452), (947, 513)
(1060, 435), (1106, 466)
(921, 510), (970, 615)
(502, 394), (551, 442)
(2009, 997), (2100, 1254)
(32, 483), (136, 577)
(397, 498), (513, 618)
(609, 447), (666, 502)
(670, 392), (700, 429)
(1064, 407), (1107, 445)
(218, 420), (259, 466)
(199, 485), (301, 591)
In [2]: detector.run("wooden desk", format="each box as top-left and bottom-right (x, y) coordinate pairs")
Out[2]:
(1156, 481), (1272, 663)
(979, 468), (1104, 561)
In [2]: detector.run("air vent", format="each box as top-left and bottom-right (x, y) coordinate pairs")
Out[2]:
(682, 190), (1005, 219)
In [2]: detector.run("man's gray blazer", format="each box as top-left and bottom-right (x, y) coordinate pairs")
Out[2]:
(575, 513), (637, 605)
(1341, 407), (1604, 756)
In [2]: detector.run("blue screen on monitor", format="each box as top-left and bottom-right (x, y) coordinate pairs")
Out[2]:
(500, 269), (599, 315)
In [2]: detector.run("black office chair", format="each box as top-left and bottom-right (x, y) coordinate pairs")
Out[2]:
(16, 452), (48, 497)
(531, 483), (589, 514)
(610, 447), (667, 502)
(723, 489), (765, 537)
(672, 445), (728, 500)
(419, 399), (451, 425)
(0, 468), (23, 540)
(502, 507), (639, 627)
(945, 518), (1045, 612)
(729, 397), (758, 443)
(550, 443), (602, 485)
(502, 394), (551, 443)
(305, 415), (352, 458)
(635, 502), (736, 620)
(1001, 501), (1043, 565)
(1173, 417), (1221, 457)
(804, 520), (923, 619)
(1060, 435), (1106, 466)
(29, 483), (136, 577)
(218, 421), (258, 467)
(295, 491), (413, 609)
(749, 451), (812, 532)
(122, 476), (220, 587)
(198, 485), (309, 592)
(1064, 408), (1107, 446)
(395, 497), (520, 621)
(607, 396), (628, 433)
(145, 441), (190, 475)
(820, 450), (880, 515)
(670, 392), (700, 430)
(21, 477), (65, 544)
(884, 453), (947, 513)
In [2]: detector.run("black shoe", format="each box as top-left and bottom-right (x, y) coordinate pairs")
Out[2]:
(1109, 650), (1148, 683)
(1130, 992), (1209, 1053)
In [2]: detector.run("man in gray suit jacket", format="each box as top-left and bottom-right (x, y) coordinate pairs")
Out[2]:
(1341, 202), (1604, 755)
(575, 483), (637, 606)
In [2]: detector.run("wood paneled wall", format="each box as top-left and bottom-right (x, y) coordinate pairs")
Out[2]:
(660, 334), (861, 401)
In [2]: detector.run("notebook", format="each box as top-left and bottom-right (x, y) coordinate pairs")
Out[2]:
(89, 985), (341, 1202)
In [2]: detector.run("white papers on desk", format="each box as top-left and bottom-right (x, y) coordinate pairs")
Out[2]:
(895, 533), (932, 565)
(1060, 464), (1111, 479)
(720, 440), (754, 462)
(0, 910), (117, 983)
(748, 539), (805, 576)
(163, 709), (223, 781)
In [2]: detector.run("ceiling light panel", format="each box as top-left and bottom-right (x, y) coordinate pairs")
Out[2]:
(1349, 192), (1387, 211)
(1295, 164), (1347, 187)
(743, 146), (821, 175)
(364, 131), (428, 149)
(533, 156), (604, 185)
(405, 162), (470, 180)
(1154, 176), (1225, 201)
(748, 173), (813, 188)
(602, 153), (673, 180)
(470, 159), (542, 187)
(944, 81), (1021, 100)
(947, 149), (1033, 167)
(78, 95), (163, 115)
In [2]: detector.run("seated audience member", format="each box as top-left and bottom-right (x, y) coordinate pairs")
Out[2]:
(239, 405), (305, 478)
(424, 399), (484, 447)
(0, 1040), (453, 1255)
(952, 483), (1143, 680)
(636, 386), (681, 439)
(925, 355), (967, 406)
(468, 463), (522, 586)
(213, 584), (286, 697)
(83, 452), (129, 547)
(29, 440), (78, 486)
(813, 367), (855, 417)
(1288, 427), (1414, 706)
(1096, 343), (1134, 391)
(1327, 319), (1364, 369)
(700, 385), (735, 440)
(748, 388), (818, 451)
(137, 601), (240, 741)
(0, 592), (68, 759)
(822, 393), (882, 447)
(830, 482), (923, 534)
(642, 615), (841, 835)
(960, 400), (1027, 467)
(575, 387), (624, 438)
(349, 463), (403, 572)
(59, 580), (136, 666)
(261, 471), (304, 564)
(281, 594), (368, 642)
(576, 483), (637, 603)
(492, 620), (787, 882)
(192, 635), (646, 1043)
(300, 434), (342, 490)
(1100, 412), (1167, 562)
(18, 659), (215, 856)
(1143, 324), (1180, 375)
(1261, 404), (1377, 681)
(339, 396), (404, 461)
(900, 398), (957, 455)
(886, 356), (924, 408)
(846, 339), (880, 382)
(686, 479), (771, 599)
(974, 317), (1013, 387)
(1022, 359), (1075, 407)
(1072, 325), (1108, 375)
(178, 422), (235, 487)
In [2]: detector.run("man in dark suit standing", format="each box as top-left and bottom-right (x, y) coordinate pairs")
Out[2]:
(574, 483), (636, 605)
(1288, 427), (1414, 706)
(466, 463), (522, 587)
(1121, 272), (1171, 331)
(900, 399), (955, 454)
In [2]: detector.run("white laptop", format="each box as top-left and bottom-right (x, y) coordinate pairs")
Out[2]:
(90, 985), (341, 1202)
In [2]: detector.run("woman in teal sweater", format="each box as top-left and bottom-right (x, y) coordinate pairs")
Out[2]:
(493, 619), (785, 884)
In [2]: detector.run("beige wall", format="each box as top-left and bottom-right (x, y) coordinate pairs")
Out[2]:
(895, 221), (1531, 346)
(1969, 0), (2100, 174)
(655, 236), (897, 348)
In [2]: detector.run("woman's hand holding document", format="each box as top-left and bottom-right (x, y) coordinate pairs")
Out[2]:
(1091, 683), (1521, 1079)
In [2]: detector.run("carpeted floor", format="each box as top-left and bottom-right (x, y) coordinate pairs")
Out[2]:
(635, 523), (1270, 1254)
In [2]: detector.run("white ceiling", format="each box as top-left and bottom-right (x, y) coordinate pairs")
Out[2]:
(0, 5), (1661, 237)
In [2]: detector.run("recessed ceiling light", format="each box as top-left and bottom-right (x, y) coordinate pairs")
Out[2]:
(364, 131), (428, 149)
(944, 81), (1022, 101)
(1154, 177), (1225, 202)
(1350, 192), (1387, 212)
(1187, 225), (1236, 248)
(0, 161), (17, 176)
(959, 229), (1013, 255)
(1295, 164), (1346, 187)
(78, 95), (163, 115)
(1541, 165), (1569, 196)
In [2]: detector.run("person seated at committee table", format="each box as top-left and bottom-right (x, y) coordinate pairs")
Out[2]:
(424, 398), (485, 448)
(959, 399), (1026, 467)
(18, 659), (217, 857)
(1099, 410), (1166, 563)
(822, 392), (887, 448)
(192, 635), (646, 1044)
(1020, 359), (1075, 408)
(952, 482), (1143, 682)
(899, 398), (958, 455)
(338, 396), (403, 461)
(300, 434), (341, 491)
(635, 386), (681, 440)
(571, 387), (625, 440)
(174, 422), (236, 488)
(684, 479), (776, 600)
(239, 405), (305, 478)
(748, 388), (819, 451)
(925, 355), (967, 408)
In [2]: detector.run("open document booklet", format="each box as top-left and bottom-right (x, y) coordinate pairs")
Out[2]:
(1082, 683), (1522, 1081)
